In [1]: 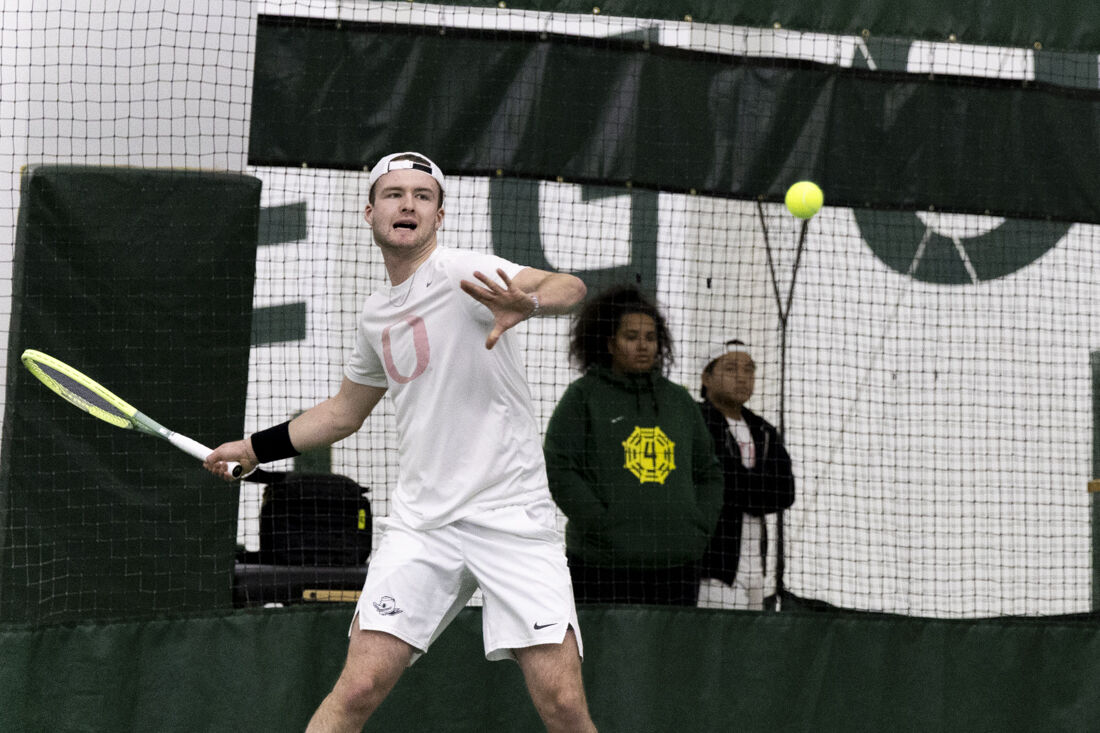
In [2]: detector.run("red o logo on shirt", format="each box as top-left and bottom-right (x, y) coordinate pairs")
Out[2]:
(381, 315), (430, 384)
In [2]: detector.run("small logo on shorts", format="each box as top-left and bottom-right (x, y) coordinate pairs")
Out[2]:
(533, 621), (559, 630)
(372, 595), (404, 616)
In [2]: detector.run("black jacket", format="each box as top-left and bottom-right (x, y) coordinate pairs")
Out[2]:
(698, 399), (796, 585)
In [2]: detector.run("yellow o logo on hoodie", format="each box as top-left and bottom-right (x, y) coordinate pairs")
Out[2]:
(622, 426), (676, 484)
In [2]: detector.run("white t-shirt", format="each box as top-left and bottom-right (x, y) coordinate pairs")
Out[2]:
(344, 246), (551, 529)
(729, 415), (765, 605)
(727, 416), (756, 469)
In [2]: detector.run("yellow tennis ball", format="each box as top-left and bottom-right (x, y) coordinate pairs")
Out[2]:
(785, 181), (824, 219)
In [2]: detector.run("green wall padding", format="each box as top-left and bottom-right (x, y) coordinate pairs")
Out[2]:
(2, 607), (1098, 732)
(0, 165), (261, 624)
(249, 17), (1100, 224)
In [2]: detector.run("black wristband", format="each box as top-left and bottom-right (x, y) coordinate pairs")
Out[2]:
(250, 420), (301, 463)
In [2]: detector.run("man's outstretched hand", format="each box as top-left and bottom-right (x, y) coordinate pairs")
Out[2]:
(460, 268), (537, 349)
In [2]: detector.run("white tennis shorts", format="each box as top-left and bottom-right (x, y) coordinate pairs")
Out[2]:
(353, 499), (582, 664)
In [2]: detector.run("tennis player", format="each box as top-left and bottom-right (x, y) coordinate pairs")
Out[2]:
(204, 152), (596, 732)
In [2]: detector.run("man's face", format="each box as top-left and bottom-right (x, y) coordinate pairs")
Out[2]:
(608, 312), (658, 374)
(703, 351), (756, 406)
(364, 169), (444, 252)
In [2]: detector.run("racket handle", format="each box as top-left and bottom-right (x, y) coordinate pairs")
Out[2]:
(168, 432), (243, 479)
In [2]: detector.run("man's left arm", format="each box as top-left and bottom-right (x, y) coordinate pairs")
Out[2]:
(767, 431), (797, 511)
(744, 425), (796, 514)
(460, 266), (586, 349)
(510, 267), (587, 316)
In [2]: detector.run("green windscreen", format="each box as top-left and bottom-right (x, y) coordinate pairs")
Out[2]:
(0, 165), (261, 624)
(250, 16), (1100, 224)
(419, 0), (1100, 55)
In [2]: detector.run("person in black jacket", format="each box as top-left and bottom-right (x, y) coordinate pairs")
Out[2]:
(697, 339), (795, 610)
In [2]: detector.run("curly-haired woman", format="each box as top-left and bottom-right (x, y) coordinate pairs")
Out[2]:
(544, 284), (723, 606)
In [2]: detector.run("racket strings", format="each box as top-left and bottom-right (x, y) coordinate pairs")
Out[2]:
(24, 356), (134, 429)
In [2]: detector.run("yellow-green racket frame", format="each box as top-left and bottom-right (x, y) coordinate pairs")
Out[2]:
(21, 349), (241, 478)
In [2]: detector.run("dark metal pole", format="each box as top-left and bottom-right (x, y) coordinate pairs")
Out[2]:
(755, 205), (809, 611)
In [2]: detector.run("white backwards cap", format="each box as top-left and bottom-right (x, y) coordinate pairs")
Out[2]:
(368, 151), (446, 195)
(705, 339), (751, 367)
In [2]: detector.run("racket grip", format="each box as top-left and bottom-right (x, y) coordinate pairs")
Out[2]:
(168, 432), (243, 479)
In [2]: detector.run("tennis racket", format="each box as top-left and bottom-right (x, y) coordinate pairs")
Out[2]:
(21, 349), (243, 478)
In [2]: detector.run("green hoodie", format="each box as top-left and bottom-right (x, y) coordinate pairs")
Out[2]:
(544, 365), (724, 568)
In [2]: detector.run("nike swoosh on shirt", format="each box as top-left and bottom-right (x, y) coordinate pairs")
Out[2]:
(610, 416), (625, 424)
